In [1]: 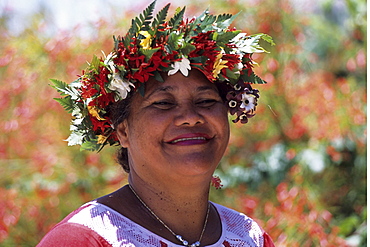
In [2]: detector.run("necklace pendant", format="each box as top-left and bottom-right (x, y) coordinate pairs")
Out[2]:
(191, 241), (201, 247)
(176, 235), (188, 246)
(176, 234), (200, 247)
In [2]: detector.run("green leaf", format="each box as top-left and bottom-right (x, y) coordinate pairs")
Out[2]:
(196, 8), (210, 23)
(225, 68), (239, 80)
(187, 9), (212, 36)
(198, 14), (217, 32)
(80, 140), (102, 152)
(261, 34), (276, 46)
(215, 13), (233, 24)
(167, 32), (184, 52)
(124, 0), (156, 46)
(90, 55), (101, 73)
(189, 56), (208, 64)
(214, 30), (241, 45)
(50, 78), (80, 99)
(138, 1), (156, 31)
(152, 3), (170, 31)
(168, 6), (186, 31)
(245, 33), (275, 53)
(240, 72), (267, 84)
(214, 12), (239, 30)
(179, 43), (196, 55)
(50, 79), (69, 95)
(54, 97), (74, 113)
(140, 47), (160, 60)
(218, 73), (227, 81)
(113, 35), (119, 50)
(137, 83), (145, 96)
(153, 71), (164, 82)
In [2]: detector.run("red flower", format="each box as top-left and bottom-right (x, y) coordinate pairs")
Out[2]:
(95, 92), (115, 108)
(241, 54), (254, 76)
(189, 32), (217, 56)
(128, 53), (146, 69)
(223, 53), (241, 71)
(109, 131), (119, 143)
(150, 51), (168, 70)
(211, 176), (223, 189)
(89, 116), (111, 134)
(131, 62), (157, 83)
(115, 46), (129, 67)
(161, 50), (180, 66)
(81, 79), (98, 99)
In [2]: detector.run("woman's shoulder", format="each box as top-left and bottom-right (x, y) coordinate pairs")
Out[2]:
(59, 201), (142, 240)
(212, 202), (262, 230)
(37, 202), (112, 246)
(38, 201), (175, 247)
(212, 202), (274, 247)
(37, 201), (126, 247)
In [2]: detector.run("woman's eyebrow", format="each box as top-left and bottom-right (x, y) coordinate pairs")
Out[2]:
(146, 86), (174, 98)
(146, 85), (218, 98)
(196, 85), (219, 93)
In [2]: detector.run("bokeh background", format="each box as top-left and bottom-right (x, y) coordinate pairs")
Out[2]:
(0, 0), (366, 246)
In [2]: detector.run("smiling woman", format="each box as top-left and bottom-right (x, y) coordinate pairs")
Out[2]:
(37, 1), (275, 246)
(117, 70), (230, 184)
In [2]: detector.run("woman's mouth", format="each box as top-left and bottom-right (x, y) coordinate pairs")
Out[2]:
(167, 134), (211, 145)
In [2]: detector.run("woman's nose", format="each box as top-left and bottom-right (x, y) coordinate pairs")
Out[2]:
(174, 102), (205, 126)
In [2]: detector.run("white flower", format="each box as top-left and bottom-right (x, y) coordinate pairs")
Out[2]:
(66, 132), (84, 146)
(108, 73), (135, 100)
(71, 117), (83, 126)
(235, 62), (243, 70)
(229, 100), (237, 108)
(232, 33), (266, 54)
(234, 84), (241, 91)
(232, 33), (247, 41)
(103, 52), (117, 72)
(103, 52), (116, 65)
(240, 93), (256, 112)
(168, 56), (191, 76)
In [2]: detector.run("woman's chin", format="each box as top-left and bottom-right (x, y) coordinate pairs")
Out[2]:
(168, 158), (218, 177)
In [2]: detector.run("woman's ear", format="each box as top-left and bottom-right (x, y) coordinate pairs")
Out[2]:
(116, 120), (129, 148)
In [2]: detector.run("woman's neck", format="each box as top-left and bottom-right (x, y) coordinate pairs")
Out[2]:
(128, 171), (212, 243)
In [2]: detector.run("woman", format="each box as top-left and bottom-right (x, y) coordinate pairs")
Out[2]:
(39, 1), (275, 246)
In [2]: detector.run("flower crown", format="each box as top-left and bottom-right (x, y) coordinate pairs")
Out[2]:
(52, 1), (274, 152)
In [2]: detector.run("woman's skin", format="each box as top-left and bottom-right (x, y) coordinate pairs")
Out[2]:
(98, 69), (230, 245)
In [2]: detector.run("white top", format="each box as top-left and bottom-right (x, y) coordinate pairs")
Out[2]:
(65, 201), (265, 247)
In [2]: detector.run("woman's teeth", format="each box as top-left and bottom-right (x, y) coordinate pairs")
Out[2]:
(171, 137), (206, 144)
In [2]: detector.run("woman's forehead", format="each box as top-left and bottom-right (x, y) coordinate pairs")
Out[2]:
(144, 71), (218, 97)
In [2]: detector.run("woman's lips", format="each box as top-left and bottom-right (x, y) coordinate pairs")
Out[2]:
(166, 133), (212, 145)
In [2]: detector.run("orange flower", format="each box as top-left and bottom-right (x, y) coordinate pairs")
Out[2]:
(212, 52), (228, 78)
(87, 105), (106, 121)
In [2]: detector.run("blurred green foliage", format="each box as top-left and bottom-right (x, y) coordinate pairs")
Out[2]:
(0, 0), (366, 246)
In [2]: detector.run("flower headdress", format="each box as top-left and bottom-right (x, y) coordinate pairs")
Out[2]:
(52, 1), (274, 152)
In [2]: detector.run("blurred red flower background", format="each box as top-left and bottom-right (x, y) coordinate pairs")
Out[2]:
(0, 0), (366, 246)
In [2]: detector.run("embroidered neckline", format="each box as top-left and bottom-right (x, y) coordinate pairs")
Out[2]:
(84, 201), (226, 247)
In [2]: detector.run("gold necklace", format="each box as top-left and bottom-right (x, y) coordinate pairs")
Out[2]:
(128, 184), (210, 247)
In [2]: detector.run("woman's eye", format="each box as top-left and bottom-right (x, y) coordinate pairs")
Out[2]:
(152, 101), (175, 109)
(196, 99), (218, 107)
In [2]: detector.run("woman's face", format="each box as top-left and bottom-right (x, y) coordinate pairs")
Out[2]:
(117, 70), (230, 183)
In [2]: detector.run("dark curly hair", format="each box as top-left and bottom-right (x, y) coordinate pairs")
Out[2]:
(110, 93), (134, 173)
